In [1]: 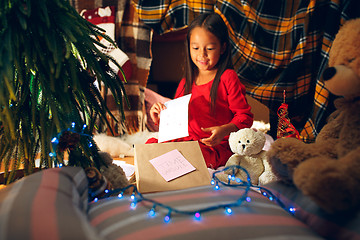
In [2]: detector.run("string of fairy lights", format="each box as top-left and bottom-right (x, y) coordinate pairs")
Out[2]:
(88, 165), (294, 223)
(50, 123), (295, 223)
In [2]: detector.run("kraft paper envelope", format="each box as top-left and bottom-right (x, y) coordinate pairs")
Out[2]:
(134, 141), (211, 193)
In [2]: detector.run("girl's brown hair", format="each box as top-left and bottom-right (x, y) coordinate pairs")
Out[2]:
(183, 13), (233, 110)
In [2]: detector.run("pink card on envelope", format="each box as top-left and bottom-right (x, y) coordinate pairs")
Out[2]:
(149, 149), (196, 182)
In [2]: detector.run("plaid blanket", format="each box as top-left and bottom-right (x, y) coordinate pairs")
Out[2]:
(132, 0), (360, 142)
(71, 0), (152, 135)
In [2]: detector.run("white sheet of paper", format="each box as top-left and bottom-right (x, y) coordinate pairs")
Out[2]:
(158, 94), (191, 143)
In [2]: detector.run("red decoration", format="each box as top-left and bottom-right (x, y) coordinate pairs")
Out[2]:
(81, 6), (132, 82)
(277, 91), (300, 139)
(58, 131), (81, 152)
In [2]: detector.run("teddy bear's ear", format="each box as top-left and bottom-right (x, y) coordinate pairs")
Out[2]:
(257, 129), (265, 137)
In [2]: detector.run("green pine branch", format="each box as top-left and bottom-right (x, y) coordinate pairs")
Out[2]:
(0, 0), (128, 183)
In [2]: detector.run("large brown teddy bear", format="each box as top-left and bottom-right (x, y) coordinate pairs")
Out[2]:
(267, 18), (360, 214)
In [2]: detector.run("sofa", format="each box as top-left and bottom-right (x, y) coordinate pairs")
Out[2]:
(0, 167), (359, 240)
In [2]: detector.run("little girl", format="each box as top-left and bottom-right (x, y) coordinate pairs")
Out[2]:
(148, 13), (254, 169)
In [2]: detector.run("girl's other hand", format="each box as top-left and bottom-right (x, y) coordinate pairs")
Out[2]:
(200, 126), (226, 147)
(149, 102), (166, 125)
(200, 123), (238, 147)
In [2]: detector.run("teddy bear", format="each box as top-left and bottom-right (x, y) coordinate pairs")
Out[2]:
(86, 151), (131, 200)
(219, 128), (277, 185)
(267, 18), (360, 214)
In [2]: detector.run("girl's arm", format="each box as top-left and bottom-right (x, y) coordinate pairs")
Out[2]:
(225, 70), (254, 129)
(201, 70), (254, 147)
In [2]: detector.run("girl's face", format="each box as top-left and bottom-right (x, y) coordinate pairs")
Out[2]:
(189, 27), (225, 74)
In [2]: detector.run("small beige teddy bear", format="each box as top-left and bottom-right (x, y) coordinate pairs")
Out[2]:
(222, 128), (277, 185)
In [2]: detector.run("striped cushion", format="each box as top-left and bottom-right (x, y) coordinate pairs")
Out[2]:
(88, 185), (322, 240)
(0, 167), (103, 240)
(264, 181), (360, 240)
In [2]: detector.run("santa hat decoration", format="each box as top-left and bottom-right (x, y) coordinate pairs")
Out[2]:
(81, 6), (132, 81)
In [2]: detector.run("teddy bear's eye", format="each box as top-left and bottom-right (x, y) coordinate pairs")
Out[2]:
(348, 57), (355, 63)
(238, 140), (241, 144)
(247, 140), (250, 143)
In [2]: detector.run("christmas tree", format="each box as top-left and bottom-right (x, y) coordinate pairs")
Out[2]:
(0, 0), (127, 183)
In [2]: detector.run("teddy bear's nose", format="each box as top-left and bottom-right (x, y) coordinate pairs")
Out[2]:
(242, 144), (246, 150)
(323, 67), (336, 81)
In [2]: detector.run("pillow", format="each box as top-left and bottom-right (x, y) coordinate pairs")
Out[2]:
(263, 181), (360, 240)
(88, 185), (323, 240)
(0, 167), (103, 240)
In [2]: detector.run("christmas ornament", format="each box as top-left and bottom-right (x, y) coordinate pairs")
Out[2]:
(277, 91), (300, 139)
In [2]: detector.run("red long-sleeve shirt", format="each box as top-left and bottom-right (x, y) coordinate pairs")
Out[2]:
(176, 69), (253, 139)
(175, 69), (253, 168)
(147, 69), (253, 168)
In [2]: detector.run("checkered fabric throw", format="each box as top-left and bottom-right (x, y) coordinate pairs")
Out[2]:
(132, 0), (360, 142)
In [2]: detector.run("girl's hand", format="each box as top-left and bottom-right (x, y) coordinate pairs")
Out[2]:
(200, 126), (227, 147)
(149, 102), (166, 125)
(200, 123), (238, 147)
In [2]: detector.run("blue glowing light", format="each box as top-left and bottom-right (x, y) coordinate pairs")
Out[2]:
(246, 197), (251, 202)
(130, 202), (137, 209)
(289, 207), (296, 213)
(225, 207), (233, 215)
(194, 212), (201, 221)
(118, 193), (123, 198)
(164, 215), (171, 223)
(71, 122), (75, 128)
(51, 137), (58, 143)
(210, 179), (215, 185)
(148, 209), (156, 218)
